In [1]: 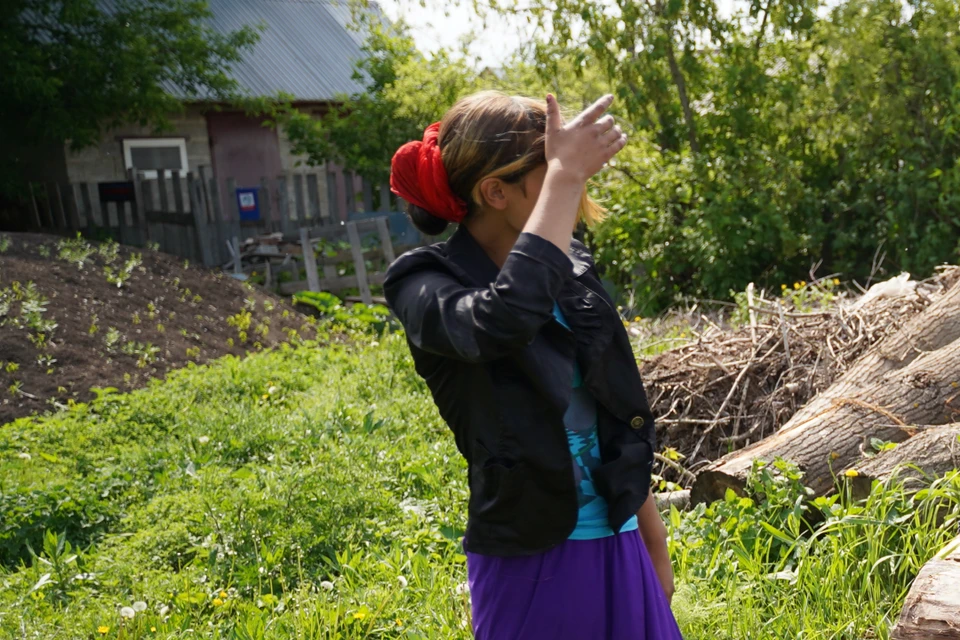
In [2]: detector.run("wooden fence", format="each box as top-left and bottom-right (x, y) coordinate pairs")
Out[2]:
(26, 166), (420, 269)
(26, 166), (422, 304)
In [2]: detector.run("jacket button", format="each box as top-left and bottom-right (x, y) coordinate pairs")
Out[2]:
(630, 416), (645, 429)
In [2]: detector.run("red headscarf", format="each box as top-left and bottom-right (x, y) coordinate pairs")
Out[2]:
(390, 122), (468, 223)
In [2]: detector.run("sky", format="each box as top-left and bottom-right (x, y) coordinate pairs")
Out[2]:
(375, 1), (542, 67)
(376, 0), (742, 68)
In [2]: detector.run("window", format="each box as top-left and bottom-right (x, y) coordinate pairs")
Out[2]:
(122, 138), (188, 179)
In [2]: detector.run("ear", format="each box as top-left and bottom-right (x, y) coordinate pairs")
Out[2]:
(477, 177), (509, 211)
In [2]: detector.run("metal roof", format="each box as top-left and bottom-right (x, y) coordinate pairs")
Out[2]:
(89, 0), (373, 102)
(202, 0), (370, 102)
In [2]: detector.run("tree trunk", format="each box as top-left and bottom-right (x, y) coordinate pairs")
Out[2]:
(691, 333), (960, 503)
(891, 535), (960, 639)
(663, 38), (700, 154)
(846, 423), (960, 499)
(654, 489), (691, 512)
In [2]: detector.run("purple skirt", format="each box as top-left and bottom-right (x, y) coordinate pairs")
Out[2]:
(466, 529), (684, 639)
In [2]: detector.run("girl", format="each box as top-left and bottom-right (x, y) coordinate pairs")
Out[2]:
(384, 91), (683, 639)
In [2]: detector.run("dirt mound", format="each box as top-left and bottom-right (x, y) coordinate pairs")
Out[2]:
(0, 232), (319, 425)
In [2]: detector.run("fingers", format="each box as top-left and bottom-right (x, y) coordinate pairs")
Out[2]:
(545, 94), (563, 134)
(572, 94), (614, 128)
(594, 115), (615, 133)
(599, 123), (622, 146)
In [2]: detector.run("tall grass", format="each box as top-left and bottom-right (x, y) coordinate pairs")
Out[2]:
(1, 333), (957, 639)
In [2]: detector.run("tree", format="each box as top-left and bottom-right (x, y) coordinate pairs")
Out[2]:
(264, 15), (476, 184)
(1, 0), (259, 194)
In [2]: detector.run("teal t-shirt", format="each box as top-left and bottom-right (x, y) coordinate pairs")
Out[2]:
(553, 304), (639, 540)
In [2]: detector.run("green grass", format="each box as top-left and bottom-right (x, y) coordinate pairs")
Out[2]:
(1, 333), (957, 639)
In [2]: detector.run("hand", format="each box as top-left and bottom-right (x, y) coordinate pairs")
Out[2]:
(544, 93), (627, 184)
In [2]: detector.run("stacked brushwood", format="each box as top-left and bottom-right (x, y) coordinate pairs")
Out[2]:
(640, 266), (960, 491)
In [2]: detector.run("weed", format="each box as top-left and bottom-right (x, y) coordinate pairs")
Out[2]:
(0, 235), (10, 253)
(56, 234), (95, 269)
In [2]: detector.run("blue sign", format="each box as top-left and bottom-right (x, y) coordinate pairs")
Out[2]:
(236, 187), (260, 222)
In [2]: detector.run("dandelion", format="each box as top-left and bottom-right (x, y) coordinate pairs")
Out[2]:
(353, 611), (367, 620)
(120, 606), (135, 619)
(159, 605), (170, 616)
(151, 627), (157, 633)
(781, 284), (787, 290)
(261, 393), (269, 400)
(213, 598), (224, 606)
(133, 601), (147, 612)
(396, 618), (404, 627)
(17, 452), (31, 460)
(633, 315), (641, 322)
(98, 626), (110, 635)
(320, 580), (334, 591)
(198, 436), (210, 445)
(793, 281), (801, 290)
(800, 280), (806, 287)
(843, 469), (860, 478)
(455, 582), (469, 595)
(397, 575), (408, 588)
(219, 590), (227, 599)
(267, 385), (278, 395)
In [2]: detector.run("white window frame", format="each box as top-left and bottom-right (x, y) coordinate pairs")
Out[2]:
(122, 138), (188, 179)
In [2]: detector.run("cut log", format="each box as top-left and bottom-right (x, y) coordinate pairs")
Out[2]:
(845, 424), (960, 499)
(654, 490), (691, 512)
(692, 333), (960, 503)
(891, 534), (960, 639)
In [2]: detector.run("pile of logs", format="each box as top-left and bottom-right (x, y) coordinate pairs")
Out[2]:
(690, 272), (960, 503)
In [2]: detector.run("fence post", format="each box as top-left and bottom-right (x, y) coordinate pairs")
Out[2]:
(128, 168), (150, 244)
(293, 174), (306, 228)
(361, 178), (373, 214)
(259, 176), (273, 233)
(79, 183), (94, 232)
(226, 176), (242, 249)
(300, 226), (321, 293)
(188, 172), (215, 267)
(326, 165), (340, 222)
(277, 174), (292, 239)
(378, 184), (391, 213)
(375, 217), (396, 264)
(346, 221), (372, 305)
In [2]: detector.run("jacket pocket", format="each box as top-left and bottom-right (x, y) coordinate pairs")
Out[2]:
(469, 457), (526, 524)
(591, 441), (653, 501)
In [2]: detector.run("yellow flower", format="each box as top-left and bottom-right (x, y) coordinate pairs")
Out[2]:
(781, 284), (787, 290)
(219, 591), (227, 599)
(633, 315), (641, 322)
(800, 280), (806, 287)
(396, 618), (403, 627)
(213, 598), (224, 606)
(843, 469), (859, 478)
(353, 611), (367, 620)
(261, 394), (269, 400)
(793, 281), (801, 289)
(98, 627), (110, 635)
(151, 628), (157, 633)
(833, 278), (840, 286)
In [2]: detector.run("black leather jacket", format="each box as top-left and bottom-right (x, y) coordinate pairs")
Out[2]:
(384, 227), (656, 556)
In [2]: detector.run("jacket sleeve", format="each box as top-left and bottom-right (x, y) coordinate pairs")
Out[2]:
(384, 233), (574, 363)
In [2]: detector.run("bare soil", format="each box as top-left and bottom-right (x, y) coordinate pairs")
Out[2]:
(0, 232), (319, 425)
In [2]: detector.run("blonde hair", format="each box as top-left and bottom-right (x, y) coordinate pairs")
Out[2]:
(419, 91), (604, 232)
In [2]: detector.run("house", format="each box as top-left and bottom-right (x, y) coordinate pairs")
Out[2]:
(30, 0), (377, 226)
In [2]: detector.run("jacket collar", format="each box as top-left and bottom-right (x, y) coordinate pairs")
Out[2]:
(446, 225), (591, 286)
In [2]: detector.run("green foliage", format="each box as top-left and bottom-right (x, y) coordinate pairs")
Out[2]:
(1, 0), (259, 195)
(292, 291), (394, 335)
(671, 461), (960, 638)
(0, 336), (956, 637)
(474, 0), (960, 312)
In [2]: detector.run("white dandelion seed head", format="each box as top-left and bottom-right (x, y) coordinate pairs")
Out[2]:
(132, 601), (147, 612)
(397, 576), (408, 588)
(320, 580), (334, 591)
(198, 436), (210, 445)
(17, 452), (31, 460)
(120, 606), (136, 619)
(454, 582), (469, 595)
